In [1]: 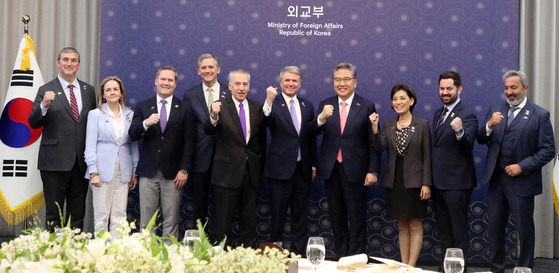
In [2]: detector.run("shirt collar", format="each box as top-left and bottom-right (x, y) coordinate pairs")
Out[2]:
(510, 97), (528, 110)
(282, 92), (298, 104)
(57, 75), (79, 89)
(156, 94), (173, 104)
(338, 92), (355, 106)
(445, 98), (461, 113)
(231, 95), (246, 107)
(203, 82), (220, 92)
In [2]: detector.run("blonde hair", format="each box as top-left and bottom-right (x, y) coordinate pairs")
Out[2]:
(98, 76), (129, 110)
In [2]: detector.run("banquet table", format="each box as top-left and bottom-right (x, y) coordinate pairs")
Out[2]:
(296, 259), (440, 273)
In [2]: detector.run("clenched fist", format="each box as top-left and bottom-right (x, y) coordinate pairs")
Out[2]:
(319, 105), (334, 123)
(42, 91), (56, 108)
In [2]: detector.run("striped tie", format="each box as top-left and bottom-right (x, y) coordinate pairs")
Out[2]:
(68, 84), (79, 121)
(436, 107), (448, 136)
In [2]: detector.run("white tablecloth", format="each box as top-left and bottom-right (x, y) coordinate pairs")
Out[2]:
(297, 259), (440, 273)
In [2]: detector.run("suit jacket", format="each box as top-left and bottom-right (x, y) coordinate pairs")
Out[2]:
(313, 94), (379, 183)
(477, 100), (555, 196)
(264, 95), (316, 180)
(28, 78), (96, 172)
(84, 104), (139, 182)
(204, 97), (266, 189)
(129, 96), (194, 180)
(431, 101), (478, 190)
(372, 115), (432, 189)
(183, 82), (229, 173)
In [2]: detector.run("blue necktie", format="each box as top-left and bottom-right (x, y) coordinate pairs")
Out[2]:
(507, 106), (519, 127)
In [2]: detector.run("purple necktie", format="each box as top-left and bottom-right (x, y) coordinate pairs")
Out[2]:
(160, 99), (167, 132)
(289, 99), (301, 160)
(239, 102), (246, 142)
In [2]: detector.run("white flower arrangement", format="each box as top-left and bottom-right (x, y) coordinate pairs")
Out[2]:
(0, 214), (297, 272)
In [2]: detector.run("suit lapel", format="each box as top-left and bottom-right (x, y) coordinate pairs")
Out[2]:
(148, 97), (162, 134)
(121, 108), (134, 144)
(225, 99), (245, 142)
(510, 102), (534, 149)
(403, 116), (418, 149)
(101, 105), (118, 143)
(343, 96), (361, 134)
(196, 84), (209, 114)
(277, 95), (299, 135)
(77, 80), (90, 123)
(52, 80), (76, 122)
(166, 97), (182, 131)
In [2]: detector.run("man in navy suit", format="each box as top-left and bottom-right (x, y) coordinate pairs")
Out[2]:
(204, 69), (266, 247)
(313, 63), (380, 258)
(183, 54), (229, 226)
(477, 70), (555, 273)
(263, 66), (316, 255)
(29, 47), (96, 231)
(129, 66), (193, 240)
(431, 71), (477, 270)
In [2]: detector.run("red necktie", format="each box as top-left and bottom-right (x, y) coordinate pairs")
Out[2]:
(68, 84), (79, 121)
(337, 101), (348, 162)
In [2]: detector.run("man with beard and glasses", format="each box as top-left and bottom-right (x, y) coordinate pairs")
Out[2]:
(431, 71), (477, 271)
(477, 70), (555, 273)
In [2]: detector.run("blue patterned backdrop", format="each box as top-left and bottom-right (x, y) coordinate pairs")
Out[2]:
(100, 0), (519, 263)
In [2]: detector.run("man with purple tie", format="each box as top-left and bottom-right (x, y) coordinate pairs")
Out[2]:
(204, 69), (266, 247)
(263, 66), (317, 255)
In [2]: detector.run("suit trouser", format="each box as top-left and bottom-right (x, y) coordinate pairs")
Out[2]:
(41, 161), (88, 231)
(90, 167), (129, 240)
(139, 169), (182, 239)
(324, 161), (367, 258)
(268, 162), (312, 255)
(188, 170), (211, 225)
(488, 171), (535, 273)
(212, 167), (257, 248)
(432, 187), (472, 270)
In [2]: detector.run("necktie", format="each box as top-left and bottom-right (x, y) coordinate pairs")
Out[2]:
(68, 84), (79, 121)
(160, 99), (167, 132)
(207, 87), (213, 113)
(239, 102), (247, 143)
(337, 101), (348, 162)
(289, 99), (301, 160)
(507, 106), (519, 127)
(436, 107), (448, 135)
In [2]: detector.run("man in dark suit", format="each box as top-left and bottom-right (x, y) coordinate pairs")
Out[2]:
(129, 66), (193, 240)
(183, 54), (228, 226)
(313, 63), (380, 258)
(431, 71), (478, 270)
(204, 69), (266, 247)
(28, 47), (96, 231)
(263, 66), (316, 255)
(477, 70), (555, 273)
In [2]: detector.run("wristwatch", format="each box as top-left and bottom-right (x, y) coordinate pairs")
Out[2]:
(181, 169), (188, 174)
(455, 128), (464, 135)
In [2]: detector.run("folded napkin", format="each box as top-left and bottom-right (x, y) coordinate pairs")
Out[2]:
(337, 253), (368, 269)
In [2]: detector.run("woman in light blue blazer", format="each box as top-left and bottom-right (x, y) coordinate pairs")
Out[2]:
(85, 76), (139, 240)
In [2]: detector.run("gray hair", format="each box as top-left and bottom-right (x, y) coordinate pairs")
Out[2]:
(333, 62), (357, 78)
(228, 69), (251, 82)
(196, 53), (221, 69)
(279, 66), (302, 82)
(503, 70), (529, 87)
(58, 47), (80, 62)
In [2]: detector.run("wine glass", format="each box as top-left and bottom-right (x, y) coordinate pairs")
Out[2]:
(183, 229), (200, 251)
(306, 237), (325, 270)
(443, 248), (465, 273)
(513, 267), (532, 273)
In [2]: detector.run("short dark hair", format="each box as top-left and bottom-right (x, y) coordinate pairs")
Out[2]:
(58, 47), (80, 62)
(156, 65), (178, 80)
(439, 71), (462, 88)
(390, 84), (417, 113)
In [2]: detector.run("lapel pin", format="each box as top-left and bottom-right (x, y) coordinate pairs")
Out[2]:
(450, 112), (455, 118)
(525, 110), (529, 115)
(126, 117), (131, 123)
(150, 106), (155, 110)
(175, 104), (179, 108)
(281, 103), (286, 107)
(302, 102), (306, 107)
(356, 102), (360, 106)
(411, 126), (416, 132)
(57, 92), (62, 95)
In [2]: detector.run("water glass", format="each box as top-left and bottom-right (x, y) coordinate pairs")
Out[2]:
(183, 229), (200, 250)
(306, 237), (325, 270)
(443, 248), (465, 273)
(513, 267), (532, 273)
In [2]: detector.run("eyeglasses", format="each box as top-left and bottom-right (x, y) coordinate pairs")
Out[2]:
(333, 77), (354, 83)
